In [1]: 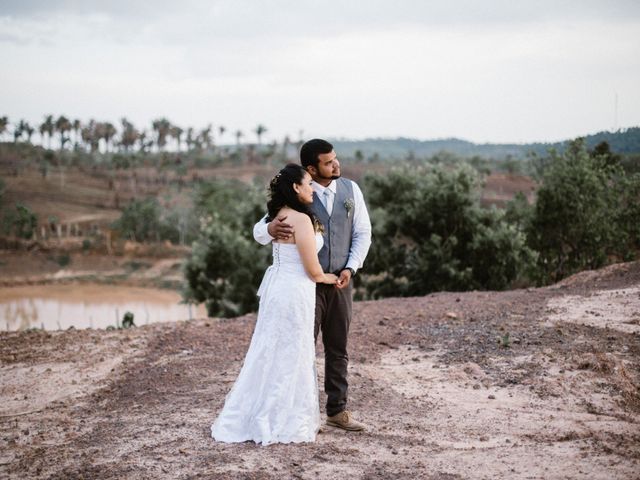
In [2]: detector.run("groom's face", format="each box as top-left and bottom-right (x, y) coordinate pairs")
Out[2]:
(311, 150), (341, 183)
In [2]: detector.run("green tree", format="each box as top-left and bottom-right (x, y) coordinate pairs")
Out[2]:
(527, 138), (625, 283)
(81, 120), (100, 153)
(362, 165), (534, 298)
(170, 125), (184, 151)
(2, 203), (37, 239)
(152, 118), (171, 151)
(72, 119), (81, 149)
(0, 116), (8, 141)
(13, 120), (24, 143)
(182, 179), (270, 317)
(55, 115), (71, 150)
(39, 115), (54, 149)
(254, 124), (267, 145)
(614, 172), (640, 256)
(23, 121), (34, 143)
(235, 129), (243, 148)
(112, 198), (169, 242)
(186, 127), (196, 152)
(199, 124), (213, 151)
(120, 118), (139, 153)
(102, 122), (117, 152)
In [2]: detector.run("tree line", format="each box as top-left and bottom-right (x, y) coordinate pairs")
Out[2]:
(0, 114), (278, 154)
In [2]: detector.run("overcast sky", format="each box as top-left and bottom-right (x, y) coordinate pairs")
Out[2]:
(1, 0), (639, 144)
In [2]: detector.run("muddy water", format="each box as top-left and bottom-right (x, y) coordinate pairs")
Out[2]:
(0, 284), (208, 331)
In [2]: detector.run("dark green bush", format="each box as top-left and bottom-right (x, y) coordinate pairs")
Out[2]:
(361, 164), (534, 298)
(56, 253), (71, 267)
(182, 179), (270, 317)
(112, 198), (184, 243)
(526, 139), (639, 283)
(1, 202), (37, 239)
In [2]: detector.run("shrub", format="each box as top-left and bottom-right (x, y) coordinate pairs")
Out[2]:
(1, 203), (37, 239)
(112, 198), (178, 242)
(56, 253), (71, 267)
(526, 139), (635, 283)
(182, 179), (270, 317)
(361, 164), (534, 298)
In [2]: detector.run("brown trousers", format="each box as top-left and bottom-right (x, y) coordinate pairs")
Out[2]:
(314, 282), (353, 417)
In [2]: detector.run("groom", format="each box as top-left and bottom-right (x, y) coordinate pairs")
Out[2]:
(253, 138), (372, 431)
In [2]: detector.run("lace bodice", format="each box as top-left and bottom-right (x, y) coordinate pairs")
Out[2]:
(271, 233), (323, 266)
(257, 234), (323, 298)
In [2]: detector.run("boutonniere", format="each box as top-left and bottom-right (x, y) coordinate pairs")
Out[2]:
(344, 198), (355, 217)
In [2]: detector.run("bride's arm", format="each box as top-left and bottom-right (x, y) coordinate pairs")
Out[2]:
(293, 214), (337, 284)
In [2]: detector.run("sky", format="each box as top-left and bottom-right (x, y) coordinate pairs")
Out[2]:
(1, 0), (639, 145)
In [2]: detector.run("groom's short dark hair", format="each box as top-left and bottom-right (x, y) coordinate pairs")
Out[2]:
(300, 139), (333, 168)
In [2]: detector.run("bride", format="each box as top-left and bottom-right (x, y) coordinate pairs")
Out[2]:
(211, 164), (338, 445)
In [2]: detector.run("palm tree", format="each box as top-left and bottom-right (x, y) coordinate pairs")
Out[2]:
(169, 125), (184, 151)
(23, 121), (34, 143)
(254, 124), (267, 145)
(14, 120), (25, 143)
(55, 115), (71, 150)
(102, 122), (117, 152)
(0, 116), (8, 141)
(152, 118), (171, 151)
(82, 120), (100, 153)
(72, 119), (81, 149)
(199, 124), (213, 150)
(186, 127), (195, 151)
(120, 118), (139, 153)
(138, 130), (152, 153)
(235, 129), (243, 148)
(218, 125), (226, 141)
(55, 115), (72, 187)
(40, 115), (54, 149)
(94, 122), (106, 152)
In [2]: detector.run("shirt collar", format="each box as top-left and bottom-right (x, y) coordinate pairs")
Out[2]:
(311, 179), (336, 195)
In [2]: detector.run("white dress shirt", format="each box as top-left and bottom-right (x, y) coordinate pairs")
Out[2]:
(253, 178), (372, 274)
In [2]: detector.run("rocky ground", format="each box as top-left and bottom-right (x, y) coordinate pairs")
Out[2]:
(1, 262), (639, 479)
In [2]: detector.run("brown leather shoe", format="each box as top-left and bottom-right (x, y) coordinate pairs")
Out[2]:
(326, 411), (366, 432)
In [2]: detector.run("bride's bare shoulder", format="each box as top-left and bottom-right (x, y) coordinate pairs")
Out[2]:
(279, 208), (311, 226)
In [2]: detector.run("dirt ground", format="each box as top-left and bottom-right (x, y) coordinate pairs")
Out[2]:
(1, 261), (639, 479)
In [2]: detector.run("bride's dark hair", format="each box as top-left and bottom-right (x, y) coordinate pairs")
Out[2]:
(267, 163), (321, 231)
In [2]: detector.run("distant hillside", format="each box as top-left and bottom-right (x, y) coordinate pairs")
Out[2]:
(330, 127), (640, 160)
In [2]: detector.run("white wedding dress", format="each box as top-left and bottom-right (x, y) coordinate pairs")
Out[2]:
(211, 234), (322, 445)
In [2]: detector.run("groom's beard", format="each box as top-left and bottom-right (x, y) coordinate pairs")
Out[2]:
(316, 173), (340, 182)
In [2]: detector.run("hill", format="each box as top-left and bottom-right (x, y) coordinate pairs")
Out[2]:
(331, 126), (640, 160)
(1, 261), (639, 479)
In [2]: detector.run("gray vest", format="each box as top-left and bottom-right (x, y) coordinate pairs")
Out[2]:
(311, 177), (355, 273)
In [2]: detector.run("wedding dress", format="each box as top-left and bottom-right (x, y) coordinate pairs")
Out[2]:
(211, 234), (322, 445)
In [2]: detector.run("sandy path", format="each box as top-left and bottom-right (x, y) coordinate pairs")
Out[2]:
(1, 262), (639, 479)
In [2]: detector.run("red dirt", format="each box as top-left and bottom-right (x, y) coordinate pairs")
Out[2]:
(1, 262), (639, 479)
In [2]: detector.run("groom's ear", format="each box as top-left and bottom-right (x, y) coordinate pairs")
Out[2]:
(306, 165), (317, 176)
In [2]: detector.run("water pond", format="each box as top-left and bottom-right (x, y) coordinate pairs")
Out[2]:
(0, 284), (207, 331)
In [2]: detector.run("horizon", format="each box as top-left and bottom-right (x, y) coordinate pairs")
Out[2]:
(2, 119), (636, 149)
